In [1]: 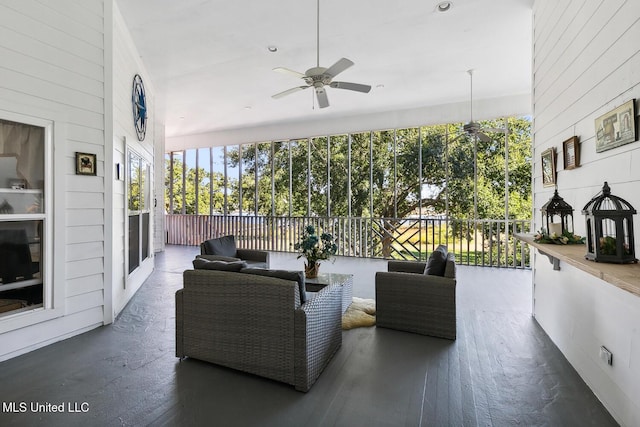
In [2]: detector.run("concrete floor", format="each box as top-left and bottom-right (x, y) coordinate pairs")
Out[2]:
(0, 245), (617, 426)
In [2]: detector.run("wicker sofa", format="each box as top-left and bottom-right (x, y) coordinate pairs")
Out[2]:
(375, 254), (457, 340)
(176, 268), (343, 392)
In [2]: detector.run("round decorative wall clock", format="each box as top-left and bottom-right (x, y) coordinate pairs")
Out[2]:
(132, 74), (147, 141)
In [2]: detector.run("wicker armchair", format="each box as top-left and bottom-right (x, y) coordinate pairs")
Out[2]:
(200, 235), (269, 268)
(176, 269), (343, 392)
(375, 255), (457, 340)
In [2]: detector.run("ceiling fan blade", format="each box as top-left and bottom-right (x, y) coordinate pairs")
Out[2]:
(272, 86), (309, 99)
(273, 67), (306, 79)
(324, 58), (354, 78)
(330, 81), (371, 93)
(316, 88), (329, 108)
(447, 133), (466, 144)
(477, 132), (492, 143)
(483, 127), (506, 133)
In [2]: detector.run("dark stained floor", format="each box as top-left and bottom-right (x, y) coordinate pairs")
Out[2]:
(0, 245), (617, 426)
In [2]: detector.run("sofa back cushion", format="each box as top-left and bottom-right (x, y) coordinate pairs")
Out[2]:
(240, 268), (307, 304)
(202, 235), (237, 257)
(444, 253), (456, 279)
(193, 258), (247, 272)
(424, 245), (448, 276)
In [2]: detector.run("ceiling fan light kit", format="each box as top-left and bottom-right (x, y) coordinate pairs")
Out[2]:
(271, 0), (371, 108)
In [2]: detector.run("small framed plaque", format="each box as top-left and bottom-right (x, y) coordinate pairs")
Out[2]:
(563, 136), (580, 170)
(76, 152), (97, 176)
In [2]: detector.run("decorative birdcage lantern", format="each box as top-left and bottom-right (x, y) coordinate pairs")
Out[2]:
(582, 182), (637, 264)
(541, 189), (574, 236)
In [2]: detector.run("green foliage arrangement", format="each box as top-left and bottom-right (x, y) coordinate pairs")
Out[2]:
(534, 229), (585, 245)
(294, 225), (337, 265)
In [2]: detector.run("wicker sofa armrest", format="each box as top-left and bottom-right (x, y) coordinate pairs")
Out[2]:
(294, 283), (343, 392)
(236, 248), (270, 265)
(387, 260), (427, 274)
(375, 271), (456, 340)
(176, 288), (184, 357)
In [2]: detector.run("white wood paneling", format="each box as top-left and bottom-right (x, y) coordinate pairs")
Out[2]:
(66, 274), (103, 297)
(65, 225), (103, 244)
(532, 1), (640, 425)
(65, 258), (104, 280)
(0, 0), (107, 360)
(67, 241), (104, 262)
(66, 209), (104, 227)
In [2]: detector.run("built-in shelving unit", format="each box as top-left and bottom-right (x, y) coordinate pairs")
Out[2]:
(515, 233), (640, 298)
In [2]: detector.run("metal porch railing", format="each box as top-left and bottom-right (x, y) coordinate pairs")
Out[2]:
(165, 214), (531, 268)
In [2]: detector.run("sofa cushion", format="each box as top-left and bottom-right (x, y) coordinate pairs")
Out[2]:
(202, 235), (237, 257)
(424, 245), (448, 276)
(444, 253), (456, 279)
(193, 258), (247, 272)
(240, 268), (307, 304)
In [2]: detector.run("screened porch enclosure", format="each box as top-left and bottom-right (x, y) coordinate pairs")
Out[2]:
(165, 118), (532, 268)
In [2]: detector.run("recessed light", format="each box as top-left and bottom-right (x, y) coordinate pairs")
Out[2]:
(437, 1), (452, 12)
(267, 45), (278, 52)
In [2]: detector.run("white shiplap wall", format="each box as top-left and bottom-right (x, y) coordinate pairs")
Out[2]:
(0, 0), (106, 359)
(0, 0), (159, 360)
(532, 1), (640, 425)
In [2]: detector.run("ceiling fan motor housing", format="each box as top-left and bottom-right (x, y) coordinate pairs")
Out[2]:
(464, 121), (481, 134)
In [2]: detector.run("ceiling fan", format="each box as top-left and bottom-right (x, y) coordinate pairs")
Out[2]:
(271, 0), (371, 108)
(461, 69), (506, 142)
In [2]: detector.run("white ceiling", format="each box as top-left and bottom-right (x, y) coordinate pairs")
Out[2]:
(116, 0), (533, 140)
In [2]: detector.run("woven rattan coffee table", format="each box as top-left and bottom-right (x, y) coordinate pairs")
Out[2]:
(305, 273), (353, 313)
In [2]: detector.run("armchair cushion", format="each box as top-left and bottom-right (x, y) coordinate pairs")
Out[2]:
(193, 258), (247, 272)
(202, 235), (237, 257)
(424, 245), (448, 276)
(240, 268), (307, 303)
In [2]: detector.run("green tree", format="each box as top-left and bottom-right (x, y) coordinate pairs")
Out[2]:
(174, 117), (532, 256)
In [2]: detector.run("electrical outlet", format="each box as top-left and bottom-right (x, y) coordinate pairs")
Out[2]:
(600, 346), (613, 366)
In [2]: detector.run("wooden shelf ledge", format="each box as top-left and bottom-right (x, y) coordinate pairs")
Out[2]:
(515, 233), (640, 298)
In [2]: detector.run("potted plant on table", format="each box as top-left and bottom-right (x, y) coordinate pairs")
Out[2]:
(294, 225), (337, 278)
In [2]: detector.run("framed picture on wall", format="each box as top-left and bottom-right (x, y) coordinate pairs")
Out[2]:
(541, 148), (556, 187)
(563, 136), (580, 170)
(595, 99), (636, 152)
(76, 152), (97, 176)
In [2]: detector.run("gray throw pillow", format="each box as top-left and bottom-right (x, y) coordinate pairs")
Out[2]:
(193, 258), (247, 272)
(196, 254), (241, 263)
(240, 268), (307, 304)
(424, 245), (448, 276)
(202, 235), (237, 258)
